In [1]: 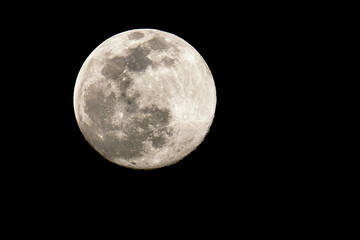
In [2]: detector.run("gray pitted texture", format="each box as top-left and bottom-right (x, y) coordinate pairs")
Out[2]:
(82, 38), (177, 160)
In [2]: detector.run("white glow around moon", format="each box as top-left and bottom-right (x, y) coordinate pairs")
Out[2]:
(73, 29), (216, 169)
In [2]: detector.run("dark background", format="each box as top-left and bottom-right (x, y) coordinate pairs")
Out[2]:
(4, 3), (322, 235)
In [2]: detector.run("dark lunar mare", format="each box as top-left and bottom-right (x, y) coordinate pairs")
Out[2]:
(84, 84), (117, 129)
(83, 39), (176, 162)
(128, 31), (145, 40)
(125, 46), (152, 72)
(147, 37), (170, 51)
(101, 56), (127, 80)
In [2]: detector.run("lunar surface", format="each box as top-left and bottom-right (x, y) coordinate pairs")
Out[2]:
(73, 29), (216, 169)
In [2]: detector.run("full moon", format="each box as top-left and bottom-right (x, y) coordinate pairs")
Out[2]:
(73, 29), (216, 170)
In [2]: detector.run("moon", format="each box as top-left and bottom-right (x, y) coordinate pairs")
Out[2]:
(73, 29), (216, 170)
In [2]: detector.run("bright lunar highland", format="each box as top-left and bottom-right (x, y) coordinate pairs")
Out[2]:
(73, 29), (216, 169)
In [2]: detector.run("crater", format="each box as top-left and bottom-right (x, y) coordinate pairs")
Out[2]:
(128, 31), (145, 40)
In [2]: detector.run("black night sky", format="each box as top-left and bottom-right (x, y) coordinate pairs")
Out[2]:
(5, 3), (315, 234)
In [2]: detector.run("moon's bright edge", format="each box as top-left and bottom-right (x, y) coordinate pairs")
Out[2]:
(74, 29), (216, 169)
